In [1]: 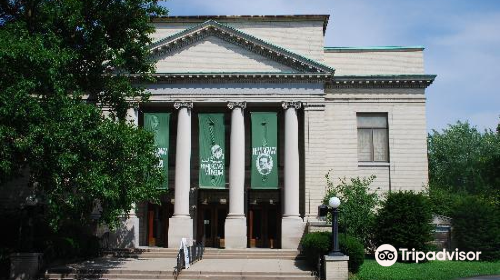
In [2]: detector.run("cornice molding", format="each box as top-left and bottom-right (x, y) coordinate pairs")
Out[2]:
(129, 73), (331, 84)
(328, 75), (436, 89)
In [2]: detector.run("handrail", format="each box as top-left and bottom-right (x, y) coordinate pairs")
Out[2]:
(173, 242), (205, 280)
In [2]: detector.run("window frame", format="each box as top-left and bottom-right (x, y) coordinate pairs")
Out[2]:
(356, 113), (389, 163)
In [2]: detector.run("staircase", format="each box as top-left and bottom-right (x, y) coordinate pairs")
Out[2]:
(101, 247), (304, 260)
(44, 248), (315, 280)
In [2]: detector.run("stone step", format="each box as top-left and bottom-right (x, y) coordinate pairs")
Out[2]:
(104, 248), (303, 259)
(179, 276), (315, 280)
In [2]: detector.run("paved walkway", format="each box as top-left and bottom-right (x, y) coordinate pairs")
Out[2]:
(50, 257), (178, 272)
(49, 256), (312, 275)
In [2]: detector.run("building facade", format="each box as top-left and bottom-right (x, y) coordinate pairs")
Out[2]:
(111, 15), (435, 250)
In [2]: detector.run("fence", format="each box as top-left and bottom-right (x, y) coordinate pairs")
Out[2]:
(173, 241), (205, 280)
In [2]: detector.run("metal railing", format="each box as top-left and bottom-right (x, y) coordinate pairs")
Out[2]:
(173, 242), (205, 280)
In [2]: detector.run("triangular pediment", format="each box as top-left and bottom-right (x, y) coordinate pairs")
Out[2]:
(155, 35), (296, 73)
(149, 20), (335, 74)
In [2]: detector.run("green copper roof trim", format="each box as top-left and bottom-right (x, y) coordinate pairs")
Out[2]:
(334, 74), (436, 80)
(149, 20), (335, 73)
(325, 46), (425, 51)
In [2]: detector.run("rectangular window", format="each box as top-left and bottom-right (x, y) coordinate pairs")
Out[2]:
(357, 113), (389, 162)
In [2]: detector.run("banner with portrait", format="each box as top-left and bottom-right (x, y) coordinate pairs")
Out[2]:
(144, 112), (170, 189)
(199, 114), (226, 188)
(251, 112), (278, 189)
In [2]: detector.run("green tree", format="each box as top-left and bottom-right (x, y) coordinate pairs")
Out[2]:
(452, 196), (500, 261)
(428, 121), (500, 196)
(323, 172), (379, 249)
(0, 0), (167, 229)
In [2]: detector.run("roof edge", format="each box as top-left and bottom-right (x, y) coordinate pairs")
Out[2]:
(325, 46), (425, 52)
(334, 74), (436, 80)
(151, 14), (330, 34)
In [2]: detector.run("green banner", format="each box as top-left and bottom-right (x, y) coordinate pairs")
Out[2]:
(251, 112), (278, 189)
(144, 113), (170, 189)
(199, 114), (226, 188)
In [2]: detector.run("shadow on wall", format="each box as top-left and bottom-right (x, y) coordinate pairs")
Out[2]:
(106, 215), (140, 249)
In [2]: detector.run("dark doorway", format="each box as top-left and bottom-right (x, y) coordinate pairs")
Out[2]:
(147, 202), (173, 247)
(248, 203), (280, 248)
(197, 204), (228, 248)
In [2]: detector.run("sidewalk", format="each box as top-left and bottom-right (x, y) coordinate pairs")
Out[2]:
(49, 256), (177, 272)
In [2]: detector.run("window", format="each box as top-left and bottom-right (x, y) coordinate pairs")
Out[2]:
(357, 113), (389, 162)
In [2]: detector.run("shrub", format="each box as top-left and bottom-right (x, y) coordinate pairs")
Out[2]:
(452, 196), (500, 261)
(301, 232), (365, 273)
(323, 172), (379, 249)
(373, 191), (433, 254)
(301, 232), (330, 268)
(339, 235), (365, 273)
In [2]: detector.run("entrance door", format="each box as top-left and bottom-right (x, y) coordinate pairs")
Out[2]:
(147, 202), (173, 247)
(248, 203), (279, 248)
(197, 204), (228, 248)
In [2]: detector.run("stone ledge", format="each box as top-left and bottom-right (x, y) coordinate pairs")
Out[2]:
(325, 255), (349, 261)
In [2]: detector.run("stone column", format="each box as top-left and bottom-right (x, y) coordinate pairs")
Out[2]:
(281, 101), (306, 249)
(168, 102), (194, 248)
(224, 101), (247, 248)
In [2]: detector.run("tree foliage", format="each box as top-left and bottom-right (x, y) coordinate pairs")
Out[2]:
(428, 121), (500, 197)
(323, 172), (379, 249)
(0, 0), (167, 229)
(452, 196), (500, 261)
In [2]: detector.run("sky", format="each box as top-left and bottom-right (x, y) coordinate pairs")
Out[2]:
(159, 0), (500, 132)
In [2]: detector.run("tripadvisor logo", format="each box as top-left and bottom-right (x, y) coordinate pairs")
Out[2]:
(375, 244), (482, 266)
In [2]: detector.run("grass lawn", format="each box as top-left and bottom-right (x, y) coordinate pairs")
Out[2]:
(350, 259), (500, 280)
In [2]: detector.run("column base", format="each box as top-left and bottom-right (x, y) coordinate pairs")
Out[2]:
(224, 215), (247, 249)
(281, 216), (306, 249)
(168, 216), (193, 248)
(324, 255), (349, 280)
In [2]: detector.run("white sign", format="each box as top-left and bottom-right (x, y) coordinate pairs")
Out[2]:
(180, 238), (190, 268)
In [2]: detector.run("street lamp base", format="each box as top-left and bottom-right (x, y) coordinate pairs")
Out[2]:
(328, 251), (345, 257)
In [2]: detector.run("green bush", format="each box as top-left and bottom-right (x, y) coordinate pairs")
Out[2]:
(452, 196), (500, 261)
(301, 232), (330, 267)
(301, 232), (365, 273)
(373, 191), (433, 254)
(323, 173), (379, 249)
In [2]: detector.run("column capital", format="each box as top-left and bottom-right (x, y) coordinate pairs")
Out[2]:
(227, 101), (247, 110)
(174, 102), (193, 110)
(282, 101), (302, 110)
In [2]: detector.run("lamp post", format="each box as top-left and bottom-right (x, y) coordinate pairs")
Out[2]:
(328, 196), (343, 256)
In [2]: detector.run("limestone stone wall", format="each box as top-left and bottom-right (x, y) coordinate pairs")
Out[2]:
(304, 87), (428, 220)
(324, 49), (424, 75)
(325, 88), (428, 190)
(303, 104), (328, 221)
